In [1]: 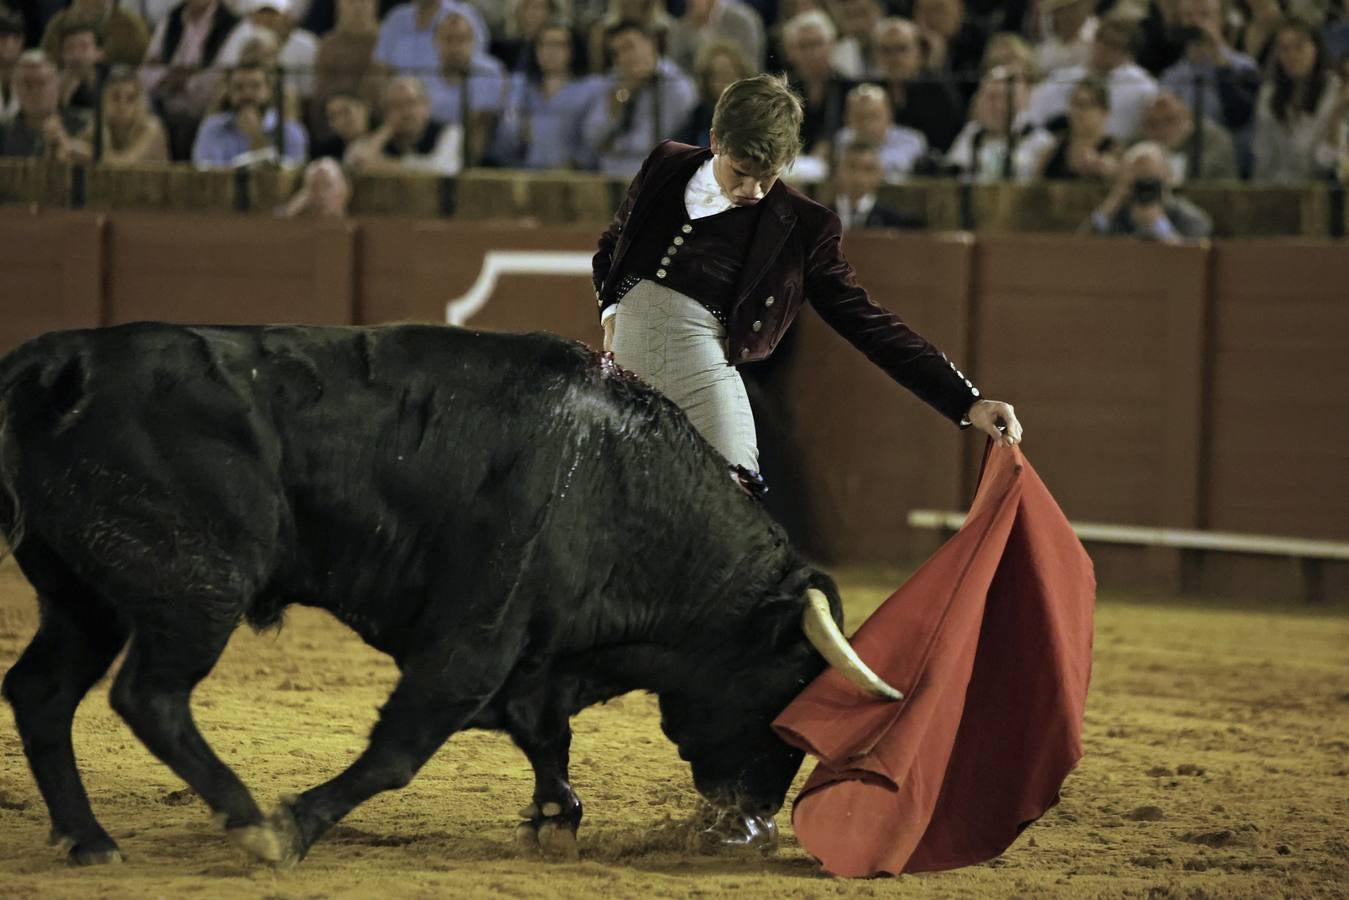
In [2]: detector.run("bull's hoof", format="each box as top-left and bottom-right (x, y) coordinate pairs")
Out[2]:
(695, 808), (779, 855)
(68, 844), (124, 866)
(536, 821), (579, 861)
(516, 803), (580, 861)
(231, 801), (302, 869)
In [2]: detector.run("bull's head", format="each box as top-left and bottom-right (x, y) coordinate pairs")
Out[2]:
(658, 575), (900, 850)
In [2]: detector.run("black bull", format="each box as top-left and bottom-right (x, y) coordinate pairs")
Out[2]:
(0, 323), (896, 867)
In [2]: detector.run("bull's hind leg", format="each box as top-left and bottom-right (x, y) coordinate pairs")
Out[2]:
(108, 599), (273, 858)
(1, 587), (128, 865)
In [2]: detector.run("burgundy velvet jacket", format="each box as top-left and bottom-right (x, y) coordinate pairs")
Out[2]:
(592, 141), (981, 425)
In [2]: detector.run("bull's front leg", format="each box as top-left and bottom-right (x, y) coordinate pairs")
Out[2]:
(256, 654), (512, 867)
(508, 714), (582, 861)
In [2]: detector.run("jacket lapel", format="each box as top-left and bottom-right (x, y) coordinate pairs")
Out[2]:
(609, 147), (710, 284)
(733, 182), (797, 308)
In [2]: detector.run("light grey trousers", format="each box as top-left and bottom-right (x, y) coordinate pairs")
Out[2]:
(610, 280), (760, 473)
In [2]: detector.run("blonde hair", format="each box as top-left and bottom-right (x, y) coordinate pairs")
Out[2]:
(710, 73), (804, 175)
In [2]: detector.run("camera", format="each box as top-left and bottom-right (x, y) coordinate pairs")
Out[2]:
(1131, 177), (1164, 205)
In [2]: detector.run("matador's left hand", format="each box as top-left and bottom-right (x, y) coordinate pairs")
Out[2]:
(968, 399), (1023, 447)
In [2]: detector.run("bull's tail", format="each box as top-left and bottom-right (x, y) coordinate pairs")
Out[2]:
(0, 348), (68, 565)
(0, 395), (25, 565)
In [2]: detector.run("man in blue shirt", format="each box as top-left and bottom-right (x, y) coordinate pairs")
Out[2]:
(192, 61), (308, 167)
(425, 10), (504, 167)
(373, 0), (487, 77)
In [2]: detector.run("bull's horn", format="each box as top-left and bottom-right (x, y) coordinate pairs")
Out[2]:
(802, 588), (903, 701)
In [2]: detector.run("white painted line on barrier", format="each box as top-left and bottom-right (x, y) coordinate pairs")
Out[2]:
(445, 250), (595, 326)
(907, 510), (1349, 560)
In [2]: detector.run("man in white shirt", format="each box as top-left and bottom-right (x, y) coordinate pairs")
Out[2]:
(215, 0), (319, 97)
(344, 75), (462, 174)
(1028, 16), (1159, 142)
(831, 82), (927, 183)
(1035, 0), (1097, 76)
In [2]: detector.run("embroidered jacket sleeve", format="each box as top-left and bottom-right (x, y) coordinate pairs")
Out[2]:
(803, 207), (980, 425)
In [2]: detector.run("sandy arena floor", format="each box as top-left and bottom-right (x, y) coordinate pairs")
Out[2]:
(0, 556), (1345, 899)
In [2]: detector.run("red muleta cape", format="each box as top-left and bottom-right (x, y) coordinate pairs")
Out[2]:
(772, 444), (1095, 878)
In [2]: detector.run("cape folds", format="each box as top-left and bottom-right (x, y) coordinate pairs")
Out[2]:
(773, 444), (1095, 877)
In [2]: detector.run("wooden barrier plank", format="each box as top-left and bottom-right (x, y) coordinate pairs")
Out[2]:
(781, 232), (975, 563)
(970, 235), (1209, 541)
(105, 213), (355, 326)
(1205, 241), (1349, 540)
(0, 209), (105, 354)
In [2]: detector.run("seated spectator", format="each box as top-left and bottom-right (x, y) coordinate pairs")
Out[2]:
(0, 50), (92, 161)
(344, 75), (462, 173)
(1036, 77), (1120, 180)
(312, 0), (380, 142)
(580, 19), (696, 178)
(42, 0), (149, 67)
(1, 9), (22, 122)
(216, 0), (319, 98)
(827, 0), (882, 79)
(1034, 0), (1097, 76)
(1253, 17), (1343, 183)
(142, 0), (241, 159)
(675, 38), (754, 148)
(311, 93), (369, 159)
(425, 10), (505, 167)
(1326, 56), (1349, 182)
(493, 20), (596, 168)
(782, 9), (849, 160)
(279, 157), (351, 216)
(372, 0), (488, 77)
(913, 0), (989, 93)
(1139, 88), (1238, 182)
(1232, 0), (1284, 68)
(492, 0), (577, 73)
(586, 0), (674, 75)
(833, 82), (927, 181)
(979, 30), (1039, 82)
(1160, 0), (1260, 156)
(192, 61), (308, 166)
(867, 16), (964, 153)
(1029, 16), (1159, 142)
(668, 0), (765, 75)
(1136, 0), (1187, 75)
(945, 64), (1055, 182)
(1085, 140), (1213, 240)
(99, 64), (170, 163)
(127, 0), (191, 31)
(57, 21), (104, 112)
(831, 138), (923, 229)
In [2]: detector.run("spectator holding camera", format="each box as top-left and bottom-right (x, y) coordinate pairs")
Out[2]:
(1252, 17), (1343, 183)
(191, 60), (308, 167)
(1086, 140), (1212, 241)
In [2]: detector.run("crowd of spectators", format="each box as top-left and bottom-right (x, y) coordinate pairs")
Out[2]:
(0, 0), (1346, 230)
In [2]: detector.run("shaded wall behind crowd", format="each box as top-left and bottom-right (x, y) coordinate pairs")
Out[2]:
(0, 209), (1345, 601)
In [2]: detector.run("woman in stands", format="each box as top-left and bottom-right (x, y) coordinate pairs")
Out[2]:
(99, 66), (171, 165)
(1037, 77), (1120, 181)
(1252, 17), (1343, 183)
(493, 19), (596, 169)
